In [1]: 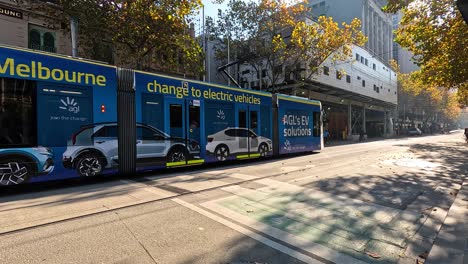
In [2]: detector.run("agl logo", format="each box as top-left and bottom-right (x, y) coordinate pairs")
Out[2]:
(217, 109), (225, 120)
(59, 97), (80, 114)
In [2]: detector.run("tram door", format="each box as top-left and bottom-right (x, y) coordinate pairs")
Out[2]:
(237, 106), (259, 156)
(167, 98), (201, 165)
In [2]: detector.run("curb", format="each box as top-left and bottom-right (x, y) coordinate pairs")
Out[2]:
(425, 179), (468, 264)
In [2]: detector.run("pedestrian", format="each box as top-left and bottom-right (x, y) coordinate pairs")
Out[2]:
(464, 128), (468, 143)
(323, 129), (329, 144)
(359, 128), (365, 142)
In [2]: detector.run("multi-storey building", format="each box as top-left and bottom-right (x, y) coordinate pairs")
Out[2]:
(233, 1), (398, 140)
(310, 0), (393, 63)
(392, 11), (419, 74)
(239, 44), (397, 140)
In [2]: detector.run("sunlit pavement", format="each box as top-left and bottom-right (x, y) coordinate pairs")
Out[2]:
(0, 131), (466, 264)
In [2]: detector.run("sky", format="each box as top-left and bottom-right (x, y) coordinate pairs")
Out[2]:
(191, 0), (228, 35)
(201, 0), (228, 20)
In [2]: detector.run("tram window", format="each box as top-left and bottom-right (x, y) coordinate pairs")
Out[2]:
(189, 105), (200, 128)
(0, 78), (37, 148)
(313, 112), (321, 137)
(170, 104), (182, 128)
(250, 111), (258, 129)
(239, 110), (247, 128)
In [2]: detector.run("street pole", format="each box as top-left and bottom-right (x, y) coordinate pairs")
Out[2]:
(227, 28), (230, 86)
(70, 17), (78, 57)
(202, 7), (206, 82)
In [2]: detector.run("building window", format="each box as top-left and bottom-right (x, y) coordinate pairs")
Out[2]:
(373, 63), (376, 70)
(261, 69), (267, 78)
(29, 30), (41, 48)
(362, 80), (365, 87)
(361, 57), (364, 63)
(346, 75), (351, 83)
(241, 69), (250, 75)
(356, 54), (360, 61)
(336, 71), (342, 80)
(323, 66), (329, 75)
(43, 32), (55, 49)
(365, 59), (368, 66)
(357, 76), (361, 80)
(28, 25), (56, 53)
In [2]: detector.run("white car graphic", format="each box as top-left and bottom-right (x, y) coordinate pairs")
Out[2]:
(206, 127), (272, 161)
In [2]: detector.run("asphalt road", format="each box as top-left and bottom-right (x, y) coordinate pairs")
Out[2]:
(0, 131), (466, 264)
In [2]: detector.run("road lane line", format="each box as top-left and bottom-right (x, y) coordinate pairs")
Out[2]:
(172, 198), (329, 264)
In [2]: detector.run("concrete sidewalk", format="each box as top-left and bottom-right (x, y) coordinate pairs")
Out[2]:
(426, 179), (468, 264)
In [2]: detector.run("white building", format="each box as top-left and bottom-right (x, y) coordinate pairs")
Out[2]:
(203, 0), (398, 139)
(239, 44), (397, 139)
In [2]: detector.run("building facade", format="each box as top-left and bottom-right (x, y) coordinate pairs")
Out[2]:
(232, 0), (398, 140)
(310, 0), (393, 63)
(0, 0), (72, 55)
(238, 44), (397, 140)
(392, 11), (419, 74)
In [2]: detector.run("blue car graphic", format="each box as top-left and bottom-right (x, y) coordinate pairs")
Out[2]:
(0, 147), (54, 186)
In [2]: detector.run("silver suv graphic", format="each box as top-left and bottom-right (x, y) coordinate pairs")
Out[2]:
(62, 123), (200, 177)
(206, 128), (272, 161)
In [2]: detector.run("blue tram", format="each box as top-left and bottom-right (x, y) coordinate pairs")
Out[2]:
(0, 45), (322, 186)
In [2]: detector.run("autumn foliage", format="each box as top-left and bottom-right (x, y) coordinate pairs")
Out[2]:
(31, 0), (204, 76)
(385, 0), (468, 108)
(207, 0), (366, 90)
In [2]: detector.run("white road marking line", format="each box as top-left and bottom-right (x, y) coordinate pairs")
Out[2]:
(171, 198), (326, 264)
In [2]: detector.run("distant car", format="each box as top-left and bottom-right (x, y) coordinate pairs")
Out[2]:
(206, 127), (273, 161)
(62, 123), (200, 177)
(408, 127), (422, 136)
(0, 147), (54, 186)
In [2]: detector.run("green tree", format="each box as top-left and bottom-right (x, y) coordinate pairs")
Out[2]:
(384, 0), (468, 106)
(28, 0), (204, 76)
(390, 60), (462, 124)
(208, 0), (366, 91)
